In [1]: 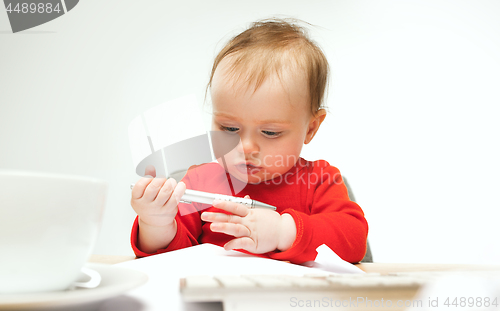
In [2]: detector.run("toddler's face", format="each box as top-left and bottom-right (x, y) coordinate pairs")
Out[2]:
(210, 59), (325, 184)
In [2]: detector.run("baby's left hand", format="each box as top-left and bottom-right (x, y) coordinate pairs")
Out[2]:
(200, 196), (297, 254)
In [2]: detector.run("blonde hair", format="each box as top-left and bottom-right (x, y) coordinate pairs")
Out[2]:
(207, 18), (329, 115)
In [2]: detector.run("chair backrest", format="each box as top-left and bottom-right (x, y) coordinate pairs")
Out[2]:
(343, 177), (373, 263)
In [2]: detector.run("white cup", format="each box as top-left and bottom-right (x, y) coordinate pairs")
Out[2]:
(0, 170), (107, 294)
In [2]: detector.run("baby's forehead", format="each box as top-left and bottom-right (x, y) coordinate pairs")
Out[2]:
(212, 54), (308, 95)
(211, 60), (311, 118)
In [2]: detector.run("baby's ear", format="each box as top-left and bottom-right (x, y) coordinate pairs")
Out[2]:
(304, 109), (327, 144)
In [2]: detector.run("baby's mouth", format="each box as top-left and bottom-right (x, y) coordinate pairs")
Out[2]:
(235, 163), (262, 175)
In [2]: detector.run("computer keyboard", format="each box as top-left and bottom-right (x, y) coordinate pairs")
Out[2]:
(181, 273), (424, 297)
(180, 271), (500, 311)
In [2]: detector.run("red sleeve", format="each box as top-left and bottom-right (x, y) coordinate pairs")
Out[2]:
(130, 167), (204, 258)
(268, 162), (368, 264)
(130, 214), (200, 257)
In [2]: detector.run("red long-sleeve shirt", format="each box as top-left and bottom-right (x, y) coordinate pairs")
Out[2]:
(131, 157), (368, 264)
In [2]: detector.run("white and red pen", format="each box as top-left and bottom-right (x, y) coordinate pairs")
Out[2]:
(130, 184), (276, 210)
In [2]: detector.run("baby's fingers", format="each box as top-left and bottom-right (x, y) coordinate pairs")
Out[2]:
(142, 177), (168, 201)
(210, 222), (250, 238)
(131, 176), (154, 200)
(224, 237), (255, 252)
(166, 181), (186, 207)
(212, 199), (249, 217)
(153, 178), (177, 207)
(147, 181), (185, 218)
(201, 212), (242, 224)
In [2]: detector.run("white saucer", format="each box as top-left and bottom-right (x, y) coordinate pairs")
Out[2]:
(0, 263), (148, 310)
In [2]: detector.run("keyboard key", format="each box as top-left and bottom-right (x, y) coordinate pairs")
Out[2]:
(278, 275), (331, 288)
(184, 275), (221, 289)
(214, 275), (257, 288)
(241, 275), (294, 288)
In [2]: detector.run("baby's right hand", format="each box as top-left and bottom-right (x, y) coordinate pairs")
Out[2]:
(131, 170), (186, 228)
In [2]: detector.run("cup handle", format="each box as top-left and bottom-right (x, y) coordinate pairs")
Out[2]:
(73, 267), (102, 289)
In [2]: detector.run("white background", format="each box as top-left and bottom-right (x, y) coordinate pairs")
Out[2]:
(1, 0), (499, 264)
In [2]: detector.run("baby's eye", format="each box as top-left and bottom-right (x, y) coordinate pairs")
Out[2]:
(262, 130), (282, 138)
(220, 125), (239, 133)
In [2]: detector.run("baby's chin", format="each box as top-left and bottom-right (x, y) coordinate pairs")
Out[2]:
(234, 170), (286, 185)
(215, 160), (291, 185)
(221, 166), (265, 185)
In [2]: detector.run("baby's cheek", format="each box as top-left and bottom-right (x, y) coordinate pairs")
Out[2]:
(270, 151), (300, 169)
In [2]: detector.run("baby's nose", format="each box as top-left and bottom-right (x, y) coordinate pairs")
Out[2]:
(237, 135), (260, 155)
